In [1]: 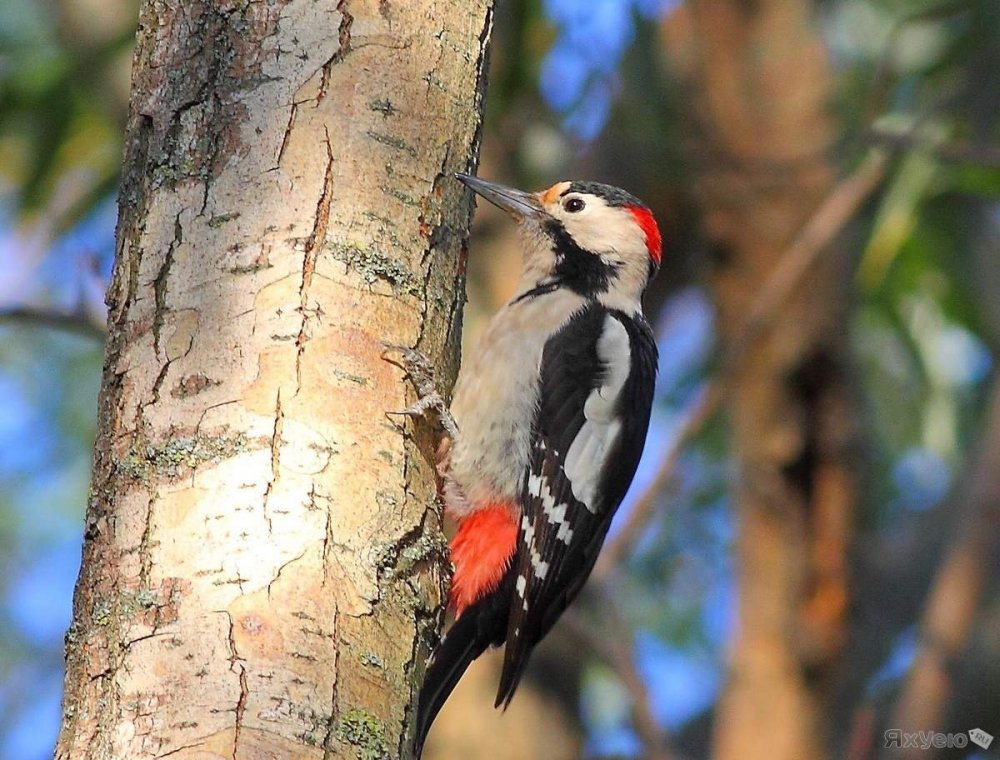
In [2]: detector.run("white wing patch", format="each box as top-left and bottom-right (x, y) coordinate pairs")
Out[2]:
(564, 315), (631, 513)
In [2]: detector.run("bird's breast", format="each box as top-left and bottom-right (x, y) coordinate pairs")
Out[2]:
(445, 289), (586, 517)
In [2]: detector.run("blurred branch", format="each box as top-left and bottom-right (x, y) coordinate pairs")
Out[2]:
(860, 1), (972, 129)
(888, 375), (1000, 756)
(596, 149), (889, 576)
(724, 149), (887, 369)
(0, 307), (106, 340)
(868, 126), (1000, 169)
(564, 602), (690, 760)
(845, 704), (878, 760)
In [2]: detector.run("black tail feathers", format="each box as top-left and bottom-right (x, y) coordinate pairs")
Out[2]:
(494, 639), (532, 710)
(412, 571), (515, 758)
(413, 614), (488, 758)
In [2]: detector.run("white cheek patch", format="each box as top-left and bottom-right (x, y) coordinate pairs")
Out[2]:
(560, 200), (647, 263)
(564, 316), (631, 512)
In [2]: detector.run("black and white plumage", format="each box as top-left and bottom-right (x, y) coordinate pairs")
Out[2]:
(412, 175), (661, 756)
(498, 304), (657, 706)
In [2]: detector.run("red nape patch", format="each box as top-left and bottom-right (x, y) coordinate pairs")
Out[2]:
(448, 503), (518, 617)
(627, 205), (662, 264)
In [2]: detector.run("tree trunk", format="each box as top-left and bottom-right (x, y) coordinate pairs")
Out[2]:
(667, 2), (860, 759)
(56, 1), (493, 758)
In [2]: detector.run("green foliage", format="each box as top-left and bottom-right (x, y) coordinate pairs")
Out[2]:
(0, 0), (137, 230)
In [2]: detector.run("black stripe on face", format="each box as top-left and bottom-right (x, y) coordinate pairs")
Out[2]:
(512, 280), (560, 304)
(544, 219), (618, 298)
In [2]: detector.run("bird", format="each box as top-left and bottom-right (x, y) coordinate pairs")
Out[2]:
(403, 173), (661, 756)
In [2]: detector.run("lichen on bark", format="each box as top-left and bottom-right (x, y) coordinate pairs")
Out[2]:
(57, 1), (495, 758)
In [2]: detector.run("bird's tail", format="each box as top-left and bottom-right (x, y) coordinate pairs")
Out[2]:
(412, 570), (514, 758)
(413, 616), (487, 758)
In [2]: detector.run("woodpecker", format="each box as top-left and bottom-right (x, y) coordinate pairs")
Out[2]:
(409, 174), (660, 756)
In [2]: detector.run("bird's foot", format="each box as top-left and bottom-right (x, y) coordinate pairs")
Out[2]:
(382, 344), (460, 440)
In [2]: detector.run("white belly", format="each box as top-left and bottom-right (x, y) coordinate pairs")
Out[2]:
(445, 289), (585, 517)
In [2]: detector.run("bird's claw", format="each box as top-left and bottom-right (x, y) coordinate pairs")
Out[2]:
(382, 343), (459, 439)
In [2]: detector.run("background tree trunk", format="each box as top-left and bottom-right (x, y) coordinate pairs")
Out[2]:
(56, 0), (493, 757)
(669, 2), (861, 758)
(425, 651), (582, 760)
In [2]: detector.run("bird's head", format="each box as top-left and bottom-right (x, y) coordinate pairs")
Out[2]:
(456, 174), (661, 310)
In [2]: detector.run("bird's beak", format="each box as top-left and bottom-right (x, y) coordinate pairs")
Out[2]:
(455, 173), (544, 221)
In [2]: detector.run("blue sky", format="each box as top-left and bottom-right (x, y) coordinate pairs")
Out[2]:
(0, 198), (110, 759)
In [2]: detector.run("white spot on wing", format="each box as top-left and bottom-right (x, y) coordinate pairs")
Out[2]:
(527, 472), (542, 497)
(522, 518), (535, 545)
(516, 574), (527, 597)
(530, 552), (549, 580)
(544, 499), (566, 525)
(533, 466), (574, 543)
(557, 522), (574, 543)
(564, 316), (631, 511)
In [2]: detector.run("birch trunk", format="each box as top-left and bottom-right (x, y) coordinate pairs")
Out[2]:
(56, 0), (493, 757)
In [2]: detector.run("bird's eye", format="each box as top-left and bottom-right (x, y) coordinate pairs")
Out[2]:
(564, 197), (585, 213)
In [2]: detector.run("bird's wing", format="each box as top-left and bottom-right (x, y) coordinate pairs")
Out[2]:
(496, 304), (657, 706)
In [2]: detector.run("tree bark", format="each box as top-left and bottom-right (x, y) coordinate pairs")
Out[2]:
(56, 0), (493, 758)
(666, 2), (861, 759)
